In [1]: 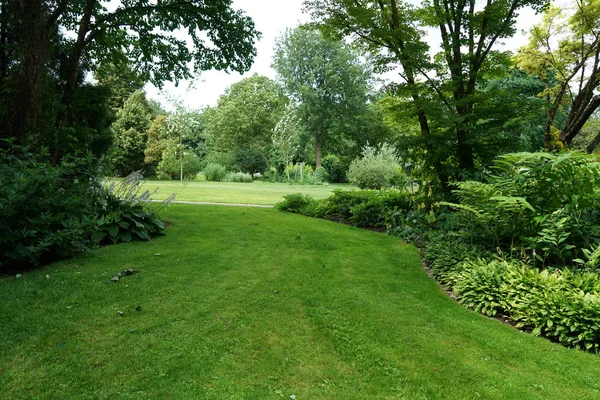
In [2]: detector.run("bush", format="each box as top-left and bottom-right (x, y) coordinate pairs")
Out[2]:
(94, 173), (170, 244)
(313, 166), (330, 184)
(223, 172), (253, 183)
(423, 232), (490, 287)
(454, 259), (508, 316)
(442, 151), (600, 266)
(284, 162), (314, 183)
(203, 163), (227, 181)
(0, 148), (102, 271)
(275, 193), (316, 214)
(347, 143), (401, 189)
(202, 151), (235, 170)
(322, 154), (346, 183)
(156, 143), (202, 180)
(233, 147), (267, 176)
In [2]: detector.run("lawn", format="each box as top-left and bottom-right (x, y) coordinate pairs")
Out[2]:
(137, 180), (353, 205)
(2, 205), (600, 399)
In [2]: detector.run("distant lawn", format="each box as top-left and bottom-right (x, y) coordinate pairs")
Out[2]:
(2, 204), (600, 399)
(136, 180), (353, 205)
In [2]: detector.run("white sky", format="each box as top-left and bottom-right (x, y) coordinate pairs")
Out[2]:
(145, 0), (542, 111)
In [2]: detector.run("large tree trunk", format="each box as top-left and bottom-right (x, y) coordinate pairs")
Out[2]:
(315, 136), (322, 167)
(7, 0), (48, 142)
(560, 94), (600, 146)
(58, 0), (95, 127)
(586, 131), (600, 154)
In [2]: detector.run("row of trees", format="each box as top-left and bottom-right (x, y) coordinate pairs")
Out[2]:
(2, 0), (598, 190)
(302, 0), (600, 193)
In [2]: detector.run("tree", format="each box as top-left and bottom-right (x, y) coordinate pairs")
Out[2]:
(304, 0), (547, 190)
(144, 115), (169, 169)
(272, 27), (371, 167)
(0, 0), (260, 158)
(516, 0), (600, 151)
(205, 74), (288, 152)
(109, 90), (152, 176)
(272, 104), (302, 179)
(95, 59), (146, 120)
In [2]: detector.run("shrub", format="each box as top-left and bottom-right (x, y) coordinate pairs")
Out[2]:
(94, 173), (171, 244)
(202, 151), (235, 170)
(441, 151), (600, 266)
(275, 193), (316, 214)
(156, 143), (202, 180)
(203, 163), (227, 181)
(347, 143), (401, 189)
(223, 172), (253, 183)
(284, 162), (314, 183)
(322, 154), (346, 183)
(233, 147), (267, 176)
(0, 148), (102, 271)
(448, 256), (600, 352)
(313, 166), (330, 184)
(315, 189), (411, 227)
(423, 232), (490, 288)
(454, 259), (508, 316)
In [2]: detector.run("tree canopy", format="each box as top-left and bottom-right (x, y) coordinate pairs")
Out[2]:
(0, 0), (260, 159)
(304, 0), (548, 189)
(516, 0), (600, 151)
(272, 27), (371, 167)
(204, 74), (288, 153)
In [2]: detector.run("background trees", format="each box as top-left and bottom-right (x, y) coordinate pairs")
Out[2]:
(272, 27), (371, 167)
(205, 74), (287, 154)
(516, 0), (600, 151)
(304, 0), (548, 191)
(108, 90), (153, 176)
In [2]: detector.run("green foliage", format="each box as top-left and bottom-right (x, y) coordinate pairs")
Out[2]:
(232, 147), (267, 176)
(423, 233), (491, 288)
(108, 91), (153, 176)
(272, 104), (301, 174)
(205, 74), (287, 153)
(202, 151), (235, 170)
(144, 115), (170, 169)
(95, 173), (168, 244)
(313, 166), (330, 184)
(156, 143), (203, 180)
(322, 154), (346, 183)
(0, 148), (101, 271)
(454, 260), (509, 316)
(95, 60), (146, 119)
(516, 1), (600, 149)
(203, 163), (227, 182)
(273, 27), (371, 165)
(449, 259), (600, 352)
(283, 162), (315, 184)
(278, 189), (413, 230)
(442, 151), (600, 265)
(347, 143), (401, 189)
(223, 172), (253, 183)
(275, 193), (316, 214)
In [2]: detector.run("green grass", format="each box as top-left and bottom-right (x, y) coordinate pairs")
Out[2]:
(137, 180), (353, 205)
(2, 205), (600, 399)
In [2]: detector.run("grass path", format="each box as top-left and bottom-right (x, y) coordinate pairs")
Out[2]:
(138, 180), (352, 205)
(2, 205), (600, 399)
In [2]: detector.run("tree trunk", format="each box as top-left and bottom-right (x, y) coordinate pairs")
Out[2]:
(315, 136), (322, 167)
(560, 94), (600, 146)
(7, 0), (48, 142)
(586, 131), (600, 154)
(58, 0), (95, 127)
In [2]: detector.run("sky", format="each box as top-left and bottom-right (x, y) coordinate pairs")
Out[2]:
(145, 0), (542, 111)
